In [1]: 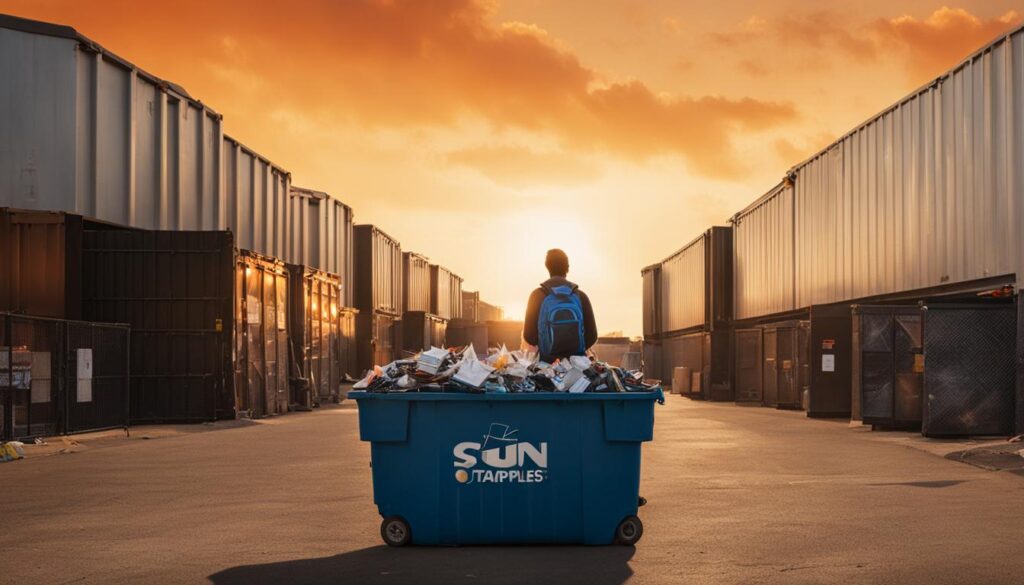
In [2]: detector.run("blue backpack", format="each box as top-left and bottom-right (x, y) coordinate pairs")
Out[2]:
(538, 284), (586, 360)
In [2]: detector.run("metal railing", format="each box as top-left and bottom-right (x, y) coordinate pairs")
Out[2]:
(1, 312), (130, 441)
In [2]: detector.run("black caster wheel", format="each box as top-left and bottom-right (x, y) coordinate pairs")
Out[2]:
(381, 516), (411, 547)
(615, 515), (643, 546)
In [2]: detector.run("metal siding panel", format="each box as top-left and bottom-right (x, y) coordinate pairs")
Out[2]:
(0, 30), (78, 212)
(659, 235), (705, 333)
(94, 57), (130, 225)
(178, 104), (201, 230)
(403, 253), (431, 313)
(734, 184), (795, 320)
(790, 30), (1024, 308)
(133, 78), (159, 229)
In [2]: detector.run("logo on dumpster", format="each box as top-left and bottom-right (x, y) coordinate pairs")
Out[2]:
(452, 423), (548, 485)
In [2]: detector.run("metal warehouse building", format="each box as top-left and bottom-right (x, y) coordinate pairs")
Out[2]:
(0, 14), (468, 439)
(646, 24), (1024, 436)
(641, 226), (733, 401)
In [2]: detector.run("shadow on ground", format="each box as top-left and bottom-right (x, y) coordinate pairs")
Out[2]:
(209, 545), (635, 585)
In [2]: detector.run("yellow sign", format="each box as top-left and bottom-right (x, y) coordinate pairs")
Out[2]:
(913, 354), (925, 373)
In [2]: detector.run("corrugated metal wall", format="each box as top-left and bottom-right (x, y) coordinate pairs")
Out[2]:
(403, 252), (432, 313)
(0, 22), (224, 232)
(660, 234), (705, 334)
(478, 300), (502, 322)
(431, 265), (463, 320)
(732, 182), (796, 320)
(793, 30), (1024, 307)
(289, 187), (354, 293)
(462, 290), (480, 322)
(353, 225), (402, 315)
(222, 136), (290, 261)
(641, 265), (660, 337)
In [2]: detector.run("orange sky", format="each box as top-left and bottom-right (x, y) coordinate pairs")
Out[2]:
(2, 1), (1020, 335)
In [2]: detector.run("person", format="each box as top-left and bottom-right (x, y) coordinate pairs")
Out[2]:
(523, 249), (598, 363)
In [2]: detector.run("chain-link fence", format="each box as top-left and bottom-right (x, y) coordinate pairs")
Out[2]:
(1, 313), (129, 441)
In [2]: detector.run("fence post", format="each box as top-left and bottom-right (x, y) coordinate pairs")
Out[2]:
(3, 314), (12, 441)
(125, 327), (131, 436)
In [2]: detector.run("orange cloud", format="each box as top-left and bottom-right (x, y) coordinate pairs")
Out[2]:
(0, 0), (796, 179)
(714, 7), (1021, 80)
(870, 7), (1022, 78)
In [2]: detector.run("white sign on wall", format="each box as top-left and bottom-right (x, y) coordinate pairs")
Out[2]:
(821, 354), (836, 373)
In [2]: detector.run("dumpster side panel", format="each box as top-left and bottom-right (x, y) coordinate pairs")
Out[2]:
(355, 393), (659, 545)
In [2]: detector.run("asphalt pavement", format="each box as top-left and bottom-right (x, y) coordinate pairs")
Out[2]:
(2, 396), (1023, 585)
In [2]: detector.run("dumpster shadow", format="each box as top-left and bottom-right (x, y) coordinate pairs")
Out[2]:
(209, 545), (635, 585)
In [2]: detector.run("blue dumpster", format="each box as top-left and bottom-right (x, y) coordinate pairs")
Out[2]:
(351, 390), (664, 546)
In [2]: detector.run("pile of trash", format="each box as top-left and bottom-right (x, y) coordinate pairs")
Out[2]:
(352, 345), (659, 394)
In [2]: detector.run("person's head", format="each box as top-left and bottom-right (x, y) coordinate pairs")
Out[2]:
(545, 249), (569, 277)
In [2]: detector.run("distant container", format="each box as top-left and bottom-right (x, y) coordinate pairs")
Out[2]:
(478, 300), (503, 322)
(0, 15), (225, 233)
(355, 311), (399, 375)
(461, 291), (480, 322)
(403, 253), (432, 313)
(592, 337), (631, 368)
(354, 225), (402, 316)
(486, 320), (523, 351)
(641, 264), (661, 338)
(641, 226), (732, 337)
(462, 291), (503, 322)
(289, 187), (354, 303)
(0, 209), (83, 319)
(431, 265), (463, 320)
(731, 182), (795, 321)
(287, 265), (349, 408)
(446, 318), (488, 350)
(401, 312), (447, 353)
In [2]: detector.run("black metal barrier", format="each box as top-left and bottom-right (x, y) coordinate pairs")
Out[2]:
(1, 312), (129, 440)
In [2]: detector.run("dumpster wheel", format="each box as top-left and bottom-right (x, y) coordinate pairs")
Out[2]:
(615, 515), (644, 546)
(381, 516), (412, 547)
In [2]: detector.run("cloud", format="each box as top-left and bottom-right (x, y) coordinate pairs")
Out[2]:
(714, 7), (1021, 80)
(445, 146), (601, 188)
(1, 0), (797, 179)
(870, 7), (1023, 78)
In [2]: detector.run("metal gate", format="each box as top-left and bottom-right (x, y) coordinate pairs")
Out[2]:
(922, 304), (1016, 437)
(735, 329), (763, 403)
(1, 313), (129, 440)
(855, 306), (923, 428)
